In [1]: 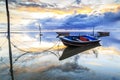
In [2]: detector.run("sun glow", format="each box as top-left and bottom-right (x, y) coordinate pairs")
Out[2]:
(17, 4), (120, 15)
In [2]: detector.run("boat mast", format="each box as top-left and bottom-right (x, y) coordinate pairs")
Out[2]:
(39, 24), (42, 44)
(35, 23), (42, 44)
(5, 0), (15, 80)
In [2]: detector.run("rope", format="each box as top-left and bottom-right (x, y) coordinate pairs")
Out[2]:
(0, 40), (7, 51)
(0, 36), (7, 48)
(0, 33), (61, 63)
(47, 51), (60, 58)
(11, 41), (31, 53)
(11, 37), (33, 50)
(0, 57), (9, 67)
(13, 52), (29, 64)
(11, 38), (60, 53)
(12, 39), (61, 64)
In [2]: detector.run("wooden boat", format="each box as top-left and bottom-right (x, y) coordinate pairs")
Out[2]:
(59, 35), (100, 47)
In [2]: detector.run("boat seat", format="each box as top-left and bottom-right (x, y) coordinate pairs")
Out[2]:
(79, 36), (89, 41)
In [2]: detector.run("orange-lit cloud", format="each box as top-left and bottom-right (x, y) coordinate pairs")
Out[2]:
(17, 6), (92, 15)
(98, 4), (120, 13)
(17, 4), (120, 15)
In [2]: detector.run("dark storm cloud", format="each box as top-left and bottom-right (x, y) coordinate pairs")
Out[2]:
(60, 12), (120, 29)
(76, 0), (81, 4)
(35, 11), (120, 30)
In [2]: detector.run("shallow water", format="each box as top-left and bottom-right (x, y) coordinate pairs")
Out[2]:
(0, 18), (120, 80)
(0, 32), (120, 80)
(1, 50), (120, 80)
(0, 3), (120, 80)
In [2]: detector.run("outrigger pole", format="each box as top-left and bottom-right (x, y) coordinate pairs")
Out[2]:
(5, 0), (15, 80)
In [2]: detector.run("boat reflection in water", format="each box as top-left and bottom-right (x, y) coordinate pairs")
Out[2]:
(59, 43), (101, 60)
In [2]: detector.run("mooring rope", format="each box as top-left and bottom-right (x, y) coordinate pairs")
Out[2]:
(0, 37), (7, 49)
(12, 39), (61, 64)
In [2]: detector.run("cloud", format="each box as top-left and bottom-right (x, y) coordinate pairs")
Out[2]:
(76, 0), (81, 4)
(81, 0), (118, 4)
(63, 12), (120, 29)
(33, 11), (120, 30)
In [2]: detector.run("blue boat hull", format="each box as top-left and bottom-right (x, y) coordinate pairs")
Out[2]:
(60, 36), (100, 47)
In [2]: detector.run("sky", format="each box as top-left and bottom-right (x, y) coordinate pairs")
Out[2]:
(40, 0), (120, 5)
(11, 0), (120, 8)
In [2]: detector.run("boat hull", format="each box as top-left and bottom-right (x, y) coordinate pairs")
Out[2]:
(60, 36), (100, 47)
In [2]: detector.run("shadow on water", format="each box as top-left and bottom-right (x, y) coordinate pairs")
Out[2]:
(59, 43), (101, 60)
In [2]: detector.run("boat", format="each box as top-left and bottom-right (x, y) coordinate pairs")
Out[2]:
(59, 35), (100, 47)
